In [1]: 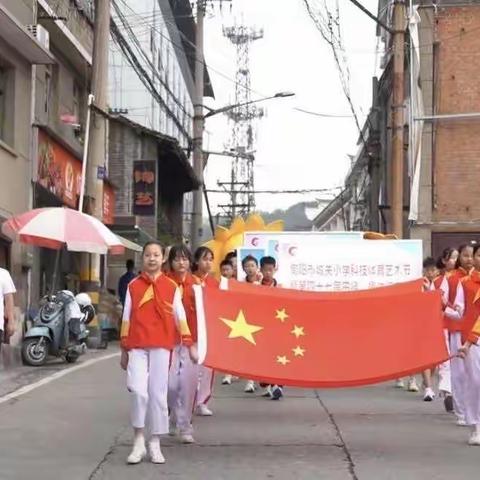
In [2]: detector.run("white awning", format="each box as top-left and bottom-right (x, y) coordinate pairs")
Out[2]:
(0, 4), (55, 65)
(116, 234), (143, 253)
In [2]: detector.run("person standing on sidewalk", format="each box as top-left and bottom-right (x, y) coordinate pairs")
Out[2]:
(0, 267), (16, 351)
(118, 259), (136, 306)
(120, 241), (197, 465)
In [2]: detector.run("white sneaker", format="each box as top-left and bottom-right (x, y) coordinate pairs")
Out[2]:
(179, 433), (195, 444)
(423, 388), (435, 402)
(457, 418), (468, 427)
(127, 438), (147, 465)
(261, 385), (272, 398)
(148, 439), (165, 464)
(244, 380), (255, 393)
(222, 374), (232, 385)
(395, 379), (405, 388)
(468, 434), (480, 446)
(196, 404), (213, 416)
(407, 378), (419, 392)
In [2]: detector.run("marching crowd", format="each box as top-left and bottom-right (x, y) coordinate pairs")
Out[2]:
(118, 241), (282, 465)
(118, 240), (480, 466)
(400, 244), (480, 447)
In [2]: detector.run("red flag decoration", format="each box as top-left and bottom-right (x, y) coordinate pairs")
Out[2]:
(195, 286), (447, 388)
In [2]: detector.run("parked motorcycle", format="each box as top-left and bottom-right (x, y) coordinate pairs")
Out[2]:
(22, 291), (95, 366)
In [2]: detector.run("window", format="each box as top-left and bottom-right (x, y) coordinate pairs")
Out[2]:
(44, 66), (52, 116)
(0, 66), (7, 142)
(0, 63), (15, 146)
(73, 82), (80, 120)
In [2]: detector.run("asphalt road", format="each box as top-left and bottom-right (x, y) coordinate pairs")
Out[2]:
(0, 353), (477, 480)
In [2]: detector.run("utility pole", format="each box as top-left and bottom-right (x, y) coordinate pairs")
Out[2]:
(81, 0), (110, 346)
(191, 0), (205, 250)
(391, 0), (406, 238)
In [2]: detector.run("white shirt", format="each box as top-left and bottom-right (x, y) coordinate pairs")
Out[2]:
(0, 268), (16, 331)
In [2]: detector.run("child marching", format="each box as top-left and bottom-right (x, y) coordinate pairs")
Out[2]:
(120, 241), (197, 465)
(456, 244), (480, 445)
(167, 245), (202, 444)
(193, 246), (218, 417)
(444, 243), (474, 426)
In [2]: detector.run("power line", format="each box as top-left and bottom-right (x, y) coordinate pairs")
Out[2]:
(207, 187), (342, 194)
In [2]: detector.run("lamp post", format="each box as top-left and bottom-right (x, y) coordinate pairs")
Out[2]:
(191, 91), (295, 248)
(203, 91), (295, 119)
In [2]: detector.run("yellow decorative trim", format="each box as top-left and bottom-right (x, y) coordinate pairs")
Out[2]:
(139, 285), (154, 308)
(120, 321), (130, 338)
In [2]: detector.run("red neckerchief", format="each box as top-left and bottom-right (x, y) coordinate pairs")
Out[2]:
(261, 278), (277, 287)
(139, 272), (168, 321)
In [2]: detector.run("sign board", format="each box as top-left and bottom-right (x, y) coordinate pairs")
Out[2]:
(133, 161), (156, 216)
(238, 232), (422, 292)
(37, 129), (82, 208)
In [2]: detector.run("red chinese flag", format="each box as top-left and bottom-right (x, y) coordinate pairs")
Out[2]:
(195, 286), (447, 388)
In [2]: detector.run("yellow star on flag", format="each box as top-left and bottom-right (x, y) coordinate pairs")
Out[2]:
(291, 325), (305, 339)
(275, 308), (289, 323)
(276, 355), (290, 366)
(220, 310), (264, 345)
(292, 346), (306, 357)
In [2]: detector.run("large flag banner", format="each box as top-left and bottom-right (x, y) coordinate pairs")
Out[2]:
(195, 286), (447, 388)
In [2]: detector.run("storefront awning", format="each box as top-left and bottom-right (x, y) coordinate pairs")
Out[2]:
(0, 5), (55, 65)
(116, 234), (142, 253)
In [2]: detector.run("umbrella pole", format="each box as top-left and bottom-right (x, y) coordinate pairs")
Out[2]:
(51, 249), (61, 293)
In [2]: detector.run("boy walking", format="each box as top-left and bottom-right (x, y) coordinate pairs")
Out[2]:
(259, 256), (283, 400)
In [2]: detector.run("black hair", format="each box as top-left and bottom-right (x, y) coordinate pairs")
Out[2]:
(168, 244), (193, 270)
(126, 259), (135, 270)
(142, 240), (163, 254)
(241, 255), (258, 268)
(423, 257), (436, 269)
(225, 251), (237, 263)
(220, 259), (233, 269)
(192, 246), (214, 272)
(456, 243), (474, 269)
(436, 247), (457, 270)
(260, 256), (276, 268)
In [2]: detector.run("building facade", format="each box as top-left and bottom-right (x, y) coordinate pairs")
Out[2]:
(316, 2), (480, 253)
(109, 0), (213, 241)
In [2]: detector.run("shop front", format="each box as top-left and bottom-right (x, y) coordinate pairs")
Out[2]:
(32, 128), (115, 301)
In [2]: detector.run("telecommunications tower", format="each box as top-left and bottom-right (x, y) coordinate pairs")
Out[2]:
(217, 24), (264, 221)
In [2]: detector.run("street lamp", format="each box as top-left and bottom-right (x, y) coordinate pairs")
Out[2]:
(203, 91), (295, 119)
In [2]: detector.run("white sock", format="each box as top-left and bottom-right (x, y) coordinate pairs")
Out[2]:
(149, 435), (160, 445)
(134, 431), (145, 446)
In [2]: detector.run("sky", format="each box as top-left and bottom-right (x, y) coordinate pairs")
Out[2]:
(202, 0), (381, 214)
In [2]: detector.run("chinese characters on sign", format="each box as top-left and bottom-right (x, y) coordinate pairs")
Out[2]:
(273, 239), (422, 292)
(133, 161), (156, 216)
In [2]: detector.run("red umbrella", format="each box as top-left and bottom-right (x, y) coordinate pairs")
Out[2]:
(2, 207), (124, 255)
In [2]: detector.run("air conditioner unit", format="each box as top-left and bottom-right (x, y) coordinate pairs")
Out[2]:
(27, 24), (50, 50)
